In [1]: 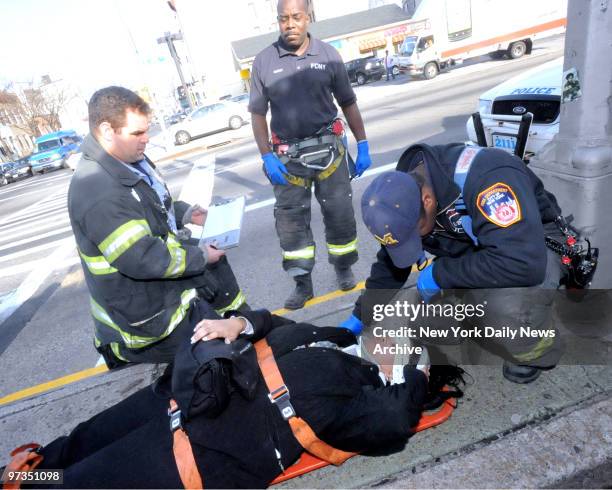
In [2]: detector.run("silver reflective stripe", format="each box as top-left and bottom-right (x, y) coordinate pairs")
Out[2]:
(282, 246), (315, 260)
(79, 249), (118, 275)
(90, 289), (196, 349)
(99, 220), (151, 264)
(90, 298), (157, 349)
(164, 234), (187, 278)
(327, 238), (358, 256)
(215, 290), (247, 316)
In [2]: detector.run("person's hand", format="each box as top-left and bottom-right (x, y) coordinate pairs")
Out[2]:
(416, 263), (441, 303)
(191, 317), (246, 344)
(339, 314), (363, 335)
(204, 244), (225, 264)
(355, 140), (372, 177)
(262, 152), (289, 185)
(183, 204), (208, 226)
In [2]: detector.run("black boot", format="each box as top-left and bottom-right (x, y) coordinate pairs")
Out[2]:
(502, 361), (542, 384)
(284, 274), (314, 310)
(335, 266), (356, 291)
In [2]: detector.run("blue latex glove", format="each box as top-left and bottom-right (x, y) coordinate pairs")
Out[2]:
(262, 152), (288, 185)
(416, 263), (441, 303)
(339, 314), (363, 335)
(355, 140), (372, 177)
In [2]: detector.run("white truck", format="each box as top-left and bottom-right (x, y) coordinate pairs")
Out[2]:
(390, 0), (567, 80)
(466, 57), (563, 160)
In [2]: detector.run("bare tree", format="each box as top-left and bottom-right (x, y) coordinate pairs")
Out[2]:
(0, 78), (73, 138)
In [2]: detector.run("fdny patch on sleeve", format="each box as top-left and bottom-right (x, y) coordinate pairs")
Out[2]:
(476, 182), (522, 228)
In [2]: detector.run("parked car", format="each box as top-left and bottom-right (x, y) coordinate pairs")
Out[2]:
(0, 157), (33, 185)
(230, 93), (249, 105)
(164, 112), (187, 126)
(344, 56), (385, 85)
(465, 57), (562, 159)
(29, 130), (83, 174)
(173, 101), (249, 145)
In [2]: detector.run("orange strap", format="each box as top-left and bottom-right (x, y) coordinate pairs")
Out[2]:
(2, 444), (43, 490)
(254, 339), (356, 466)
(169, 399), (204, 490)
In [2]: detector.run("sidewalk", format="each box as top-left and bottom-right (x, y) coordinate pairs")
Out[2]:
(1, 285), (610, 487)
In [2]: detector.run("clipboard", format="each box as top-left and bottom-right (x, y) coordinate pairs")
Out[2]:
(198, 196), (246, 250)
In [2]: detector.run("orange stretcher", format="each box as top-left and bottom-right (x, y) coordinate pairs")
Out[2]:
(271, 395), (457, 484)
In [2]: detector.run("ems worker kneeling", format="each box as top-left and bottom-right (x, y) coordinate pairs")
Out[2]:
(12, 308), (463, 489)
(342, 143), (567, 384)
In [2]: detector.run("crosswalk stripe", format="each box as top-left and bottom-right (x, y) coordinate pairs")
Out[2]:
(0, 237), (74, 264)
(0, 225), (73, 252)
(0, 203), (67, 229)
(0, 215), (70, 242)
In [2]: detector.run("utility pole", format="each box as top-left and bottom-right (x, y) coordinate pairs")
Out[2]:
(157, 31), (194, 111)
(530, 1), (612, 287)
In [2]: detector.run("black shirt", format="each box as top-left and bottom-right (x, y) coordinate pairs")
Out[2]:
(248, 35), (357, 140)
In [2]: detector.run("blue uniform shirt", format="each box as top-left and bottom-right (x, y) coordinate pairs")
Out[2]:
(248, 35), (356, 140)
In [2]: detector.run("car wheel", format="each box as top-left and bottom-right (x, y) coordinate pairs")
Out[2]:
(392, 65), (400, 76)
(508, 41), (527, 59)
(423, 62), (439, 80)
(0, 175), (7, 186)
(175, 130), (191, 145)
(229, 116), (243, 130)
(356, 72), (367, 85)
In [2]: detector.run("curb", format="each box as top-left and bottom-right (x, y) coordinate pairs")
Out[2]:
(375, 394), (612, 489)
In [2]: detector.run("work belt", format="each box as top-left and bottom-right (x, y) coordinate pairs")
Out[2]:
(273, 133), (346, 188)
(168, 338), (354, 488)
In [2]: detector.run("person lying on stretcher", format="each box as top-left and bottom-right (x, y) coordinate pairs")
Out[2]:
(7, 307), (465, 489)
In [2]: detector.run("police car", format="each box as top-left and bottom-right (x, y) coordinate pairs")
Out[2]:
(466, 57), (562, 160)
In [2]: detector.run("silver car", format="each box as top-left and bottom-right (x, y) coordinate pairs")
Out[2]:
(173, 101), (249, 145)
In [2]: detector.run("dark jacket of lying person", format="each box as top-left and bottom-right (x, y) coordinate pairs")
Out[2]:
(28, 308), (463, 489)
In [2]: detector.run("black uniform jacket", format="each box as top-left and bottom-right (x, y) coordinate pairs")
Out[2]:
(354, 143), (562, 319)
(68, 135), (211, 348)
(177, 310), (428, 488)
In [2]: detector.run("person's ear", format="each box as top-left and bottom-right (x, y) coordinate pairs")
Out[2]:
(422, 187), (435, 213)
(98, 122), (114, 143)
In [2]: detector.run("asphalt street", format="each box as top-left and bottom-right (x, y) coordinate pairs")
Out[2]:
(0, 37), (565, 396)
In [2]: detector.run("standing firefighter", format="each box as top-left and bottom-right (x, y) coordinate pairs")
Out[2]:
(249, 0), (373, 309)
(68, 86), (247, 367)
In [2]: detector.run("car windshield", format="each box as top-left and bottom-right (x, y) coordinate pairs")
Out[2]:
(37, 139), (61, 152)
(400, 36), (418, 57)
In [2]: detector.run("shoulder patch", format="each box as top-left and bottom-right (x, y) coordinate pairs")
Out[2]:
(476, 182), (522, 228)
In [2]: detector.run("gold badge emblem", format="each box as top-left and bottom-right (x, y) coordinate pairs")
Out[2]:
(374, 233), (399, 246)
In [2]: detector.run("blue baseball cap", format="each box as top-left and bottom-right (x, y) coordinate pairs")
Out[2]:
(361, 171), (423, 268)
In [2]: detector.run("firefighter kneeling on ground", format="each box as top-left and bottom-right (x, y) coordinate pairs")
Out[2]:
(68, 86), (248, 368)
(342, 143), (597, 384)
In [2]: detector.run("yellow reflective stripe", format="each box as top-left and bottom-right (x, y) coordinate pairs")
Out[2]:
(110, 342), (128, 361)
(282, 246), (315, 260)
(162, 288), (197, 337)
(327, 238), (358, 256)
(91, 289), (196, 350)
(513, 336), (555, 363)
(215, 290), (247, 316)
(78, 250), (118, 275)
(90, 298), (157, 349)
(164, 234), (187, 278)
(99, 220), (151, 264)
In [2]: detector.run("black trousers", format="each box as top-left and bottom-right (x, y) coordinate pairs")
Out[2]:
(36, 387), (181, 489)
(272, 147), (358, 275)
